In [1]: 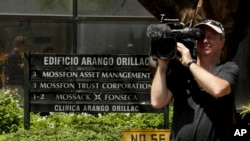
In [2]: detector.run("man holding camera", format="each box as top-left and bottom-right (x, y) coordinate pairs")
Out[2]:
(150, 19), (239, 141)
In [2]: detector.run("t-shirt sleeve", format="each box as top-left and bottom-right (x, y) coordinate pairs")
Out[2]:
(217, 62), (239, 90)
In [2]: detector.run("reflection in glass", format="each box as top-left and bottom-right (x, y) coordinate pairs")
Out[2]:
(77, 21), (156, 54)
(0, 21), (73, 54)
(78, 0), (152, 16)
(0, 0), (72, 16)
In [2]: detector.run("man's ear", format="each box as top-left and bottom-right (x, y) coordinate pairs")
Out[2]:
(220, 38), (226, 49)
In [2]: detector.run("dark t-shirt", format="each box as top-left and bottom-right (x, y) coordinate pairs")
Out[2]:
(167, 60), (239, 141)
(6, 50), (24, 85)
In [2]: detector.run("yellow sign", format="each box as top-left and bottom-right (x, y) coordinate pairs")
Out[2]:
(122, 129), (171, 141)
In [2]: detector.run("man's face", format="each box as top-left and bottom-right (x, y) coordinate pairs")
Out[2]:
(196, 26), (225, 56)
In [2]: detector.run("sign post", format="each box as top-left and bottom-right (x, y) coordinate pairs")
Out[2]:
(24, 52), (30, 130)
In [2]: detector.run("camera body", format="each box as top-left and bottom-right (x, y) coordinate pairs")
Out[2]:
(147, 14), (204, 60)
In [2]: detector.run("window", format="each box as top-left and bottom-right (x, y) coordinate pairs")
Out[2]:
(0, 21), (73, 53)
(0, 0), (155, 54)
(0, 0), (72, 16)
(78, 0), (151, 16)
(77, 20), (153, 54)
(0, 0), (156, 96)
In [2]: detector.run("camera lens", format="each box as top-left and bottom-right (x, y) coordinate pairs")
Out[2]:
(151, 38), (177, 59)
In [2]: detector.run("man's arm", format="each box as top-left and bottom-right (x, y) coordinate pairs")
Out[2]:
(176, 42), (233, 98)
(188, 63), (231, 97)
(150, 59), (173, 109)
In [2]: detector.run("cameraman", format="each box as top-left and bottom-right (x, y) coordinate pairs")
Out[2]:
(150, 19), (239, 141)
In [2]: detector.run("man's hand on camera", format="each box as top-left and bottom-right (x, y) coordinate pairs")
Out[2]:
(176, 42), (193, 67)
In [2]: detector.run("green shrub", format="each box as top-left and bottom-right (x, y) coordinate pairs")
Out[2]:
(0, 89), (23, 134)
(0, 88), (173, 140)
(5, 113), (165, 141)
(240, 102), (250, 118)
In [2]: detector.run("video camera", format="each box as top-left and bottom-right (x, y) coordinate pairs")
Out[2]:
(147, 14), (205, 60)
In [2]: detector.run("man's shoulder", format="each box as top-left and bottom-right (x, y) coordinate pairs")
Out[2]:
(218, 61), (239, 71)
(214, 61), (240, 84)
(221, 61), (238, 65)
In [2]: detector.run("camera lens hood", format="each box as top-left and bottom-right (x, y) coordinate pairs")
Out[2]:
(151, 37), (177, 60)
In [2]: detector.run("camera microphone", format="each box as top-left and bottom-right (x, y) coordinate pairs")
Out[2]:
(147, 24), (171, 40)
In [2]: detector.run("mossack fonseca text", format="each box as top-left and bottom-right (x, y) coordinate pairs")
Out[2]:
(43, 56), (149, 66)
